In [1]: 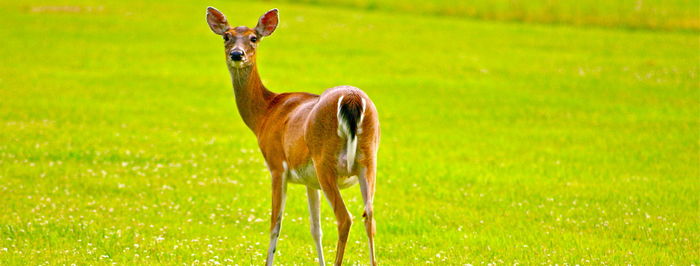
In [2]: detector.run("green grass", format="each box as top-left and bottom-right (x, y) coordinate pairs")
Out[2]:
(1, 0), (699, 264)
(271, 0), (700, 31)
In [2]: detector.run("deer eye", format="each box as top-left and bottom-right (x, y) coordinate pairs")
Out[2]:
(223, 34), (230, 42)
(250, 36), (258, 43)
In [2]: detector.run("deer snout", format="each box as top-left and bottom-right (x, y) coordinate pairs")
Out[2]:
(230, 50), (244, 61)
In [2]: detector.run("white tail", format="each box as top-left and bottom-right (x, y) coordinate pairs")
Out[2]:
(337, 95), (366, 172)
(345, 134), (358, 172)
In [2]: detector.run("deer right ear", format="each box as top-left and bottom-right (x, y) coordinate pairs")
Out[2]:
(206, 7), (230, 35)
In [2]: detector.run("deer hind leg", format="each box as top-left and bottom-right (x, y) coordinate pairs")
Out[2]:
(265, 169), (288, 266)
(313, 158), (352, 266)
(358, 163), (377, 266)
(306, 187), (326, 266)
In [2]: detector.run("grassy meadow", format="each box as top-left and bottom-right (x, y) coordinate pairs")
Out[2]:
(273, 0), (700, 31)
(1, 0), (699, 264)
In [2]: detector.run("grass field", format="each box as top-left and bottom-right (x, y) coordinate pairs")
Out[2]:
(271, 0), (700, 31)
(1, 0), (699, 264)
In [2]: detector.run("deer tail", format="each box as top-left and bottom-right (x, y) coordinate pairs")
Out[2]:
(337, 93), (366, 172)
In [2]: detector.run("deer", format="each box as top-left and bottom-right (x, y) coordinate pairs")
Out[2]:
(205, 7), (380, 266)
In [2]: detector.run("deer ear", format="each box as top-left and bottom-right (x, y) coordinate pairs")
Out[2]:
(206, 7), (230, 35)
(255, 9), (279, 37)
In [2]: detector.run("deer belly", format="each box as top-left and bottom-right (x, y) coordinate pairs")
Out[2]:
(285, 161), (358, 190)
(287, 161), (320, 188)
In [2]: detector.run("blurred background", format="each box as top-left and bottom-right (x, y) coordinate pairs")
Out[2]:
(271, 0), (700, 30)
(1, 0), (698, 264)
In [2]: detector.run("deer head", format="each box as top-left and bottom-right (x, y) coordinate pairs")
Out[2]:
(206, 7), (279, 69)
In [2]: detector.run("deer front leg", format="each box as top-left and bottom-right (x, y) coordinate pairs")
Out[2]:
(358, 164), (377, 266)
(307, 187), (325, 265)
(266, 169), (287, 266)
(313, 159), (352, 266)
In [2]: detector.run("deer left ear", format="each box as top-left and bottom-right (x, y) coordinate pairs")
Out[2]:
(255, 9), (279, 37)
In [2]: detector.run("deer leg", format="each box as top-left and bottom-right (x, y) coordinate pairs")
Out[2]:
(265, 170), (287, 266)
(314, 160), (352, 266)
(358, 164), (377, 266)
(307, 187), (325, 265)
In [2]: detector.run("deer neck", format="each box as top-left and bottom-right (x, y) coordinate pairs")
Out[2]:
(228, 63), (275, 134)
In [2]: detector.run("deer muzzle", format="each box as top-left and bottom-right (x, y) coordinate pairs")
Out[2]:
(230, 50), (244, 61)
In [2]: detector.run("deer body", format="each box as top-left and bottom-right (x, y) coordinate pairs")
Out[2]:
(206, 7), (379, 266)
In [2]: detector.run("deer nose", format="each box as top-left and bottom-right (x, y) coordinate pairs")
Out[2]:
(230, 50), (244, 61)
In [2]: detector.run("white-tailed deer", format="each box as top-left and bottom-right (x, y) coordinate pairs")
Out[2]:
(206, 7), (380, 266)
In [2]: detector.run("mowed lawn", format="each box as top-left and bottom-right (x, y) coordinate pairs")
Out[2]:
(1, 0), (698, 264)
